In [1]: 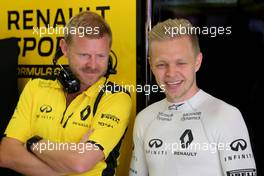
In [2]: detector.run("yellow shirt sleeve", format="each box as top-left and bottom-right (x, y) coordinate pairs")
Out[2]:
(88, 92), (132, 158)
(4, 79), (36, 143)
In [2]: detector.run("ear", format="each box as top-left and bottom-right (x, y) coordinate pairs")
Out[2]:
(60, 39), (69, 57)
(148, 43), (156, 72)
(148, 56), (154, 71)
(195, 52), (203, 72)
(148, 56), (151, 66)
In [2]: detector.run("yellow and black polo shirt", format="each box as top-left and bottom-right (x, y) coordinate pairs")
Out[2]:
(5, 77), (132, 176)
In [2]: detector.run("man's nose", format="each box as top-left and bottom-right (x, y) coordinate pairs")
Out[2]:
(86, 56), (97, 69)
(165, 65), (178, 77)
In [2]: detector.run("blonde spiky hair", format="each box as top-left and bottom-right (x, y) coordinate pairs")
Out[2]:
(148, 18), (200, 56)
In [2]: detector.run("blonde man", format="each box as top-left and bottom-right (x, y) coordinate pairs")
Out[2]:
(130, 18), (256, 176)
(0, 11), (131, 176)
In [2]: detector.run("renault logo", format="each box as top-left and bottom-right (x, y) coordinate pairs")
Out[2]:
(149, 139), (163, 148)
(40, 105), (52, 113)
(180, 129), (193, 148)
(80, 105), (91, 121)
(230, 139), (247, 151)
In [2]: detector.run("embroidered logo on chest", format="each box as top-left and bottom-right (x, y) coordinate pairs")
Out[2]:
(80, 105), (91, 121)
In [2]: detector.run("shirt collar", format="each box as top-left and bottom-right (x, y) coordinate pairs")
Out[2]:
(165, 89), (205, 111)
(83, 77), (107, 97)
(52, 77), (107, 97)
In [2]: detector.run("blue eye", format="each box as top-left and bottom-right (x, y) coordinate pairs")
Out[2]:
(79, 53), (88, 57)
(156, 64), (166, 68)
(97, 54), (106, 58)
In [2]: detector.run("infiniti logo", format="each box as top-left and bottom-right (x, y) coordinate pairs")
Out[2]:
(149, 139), (163, 148)
(226, 168), (256, 176)
(230, 139), (247, 151)
(40, 105), (52, 113)
(180, 129), (193, 148)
